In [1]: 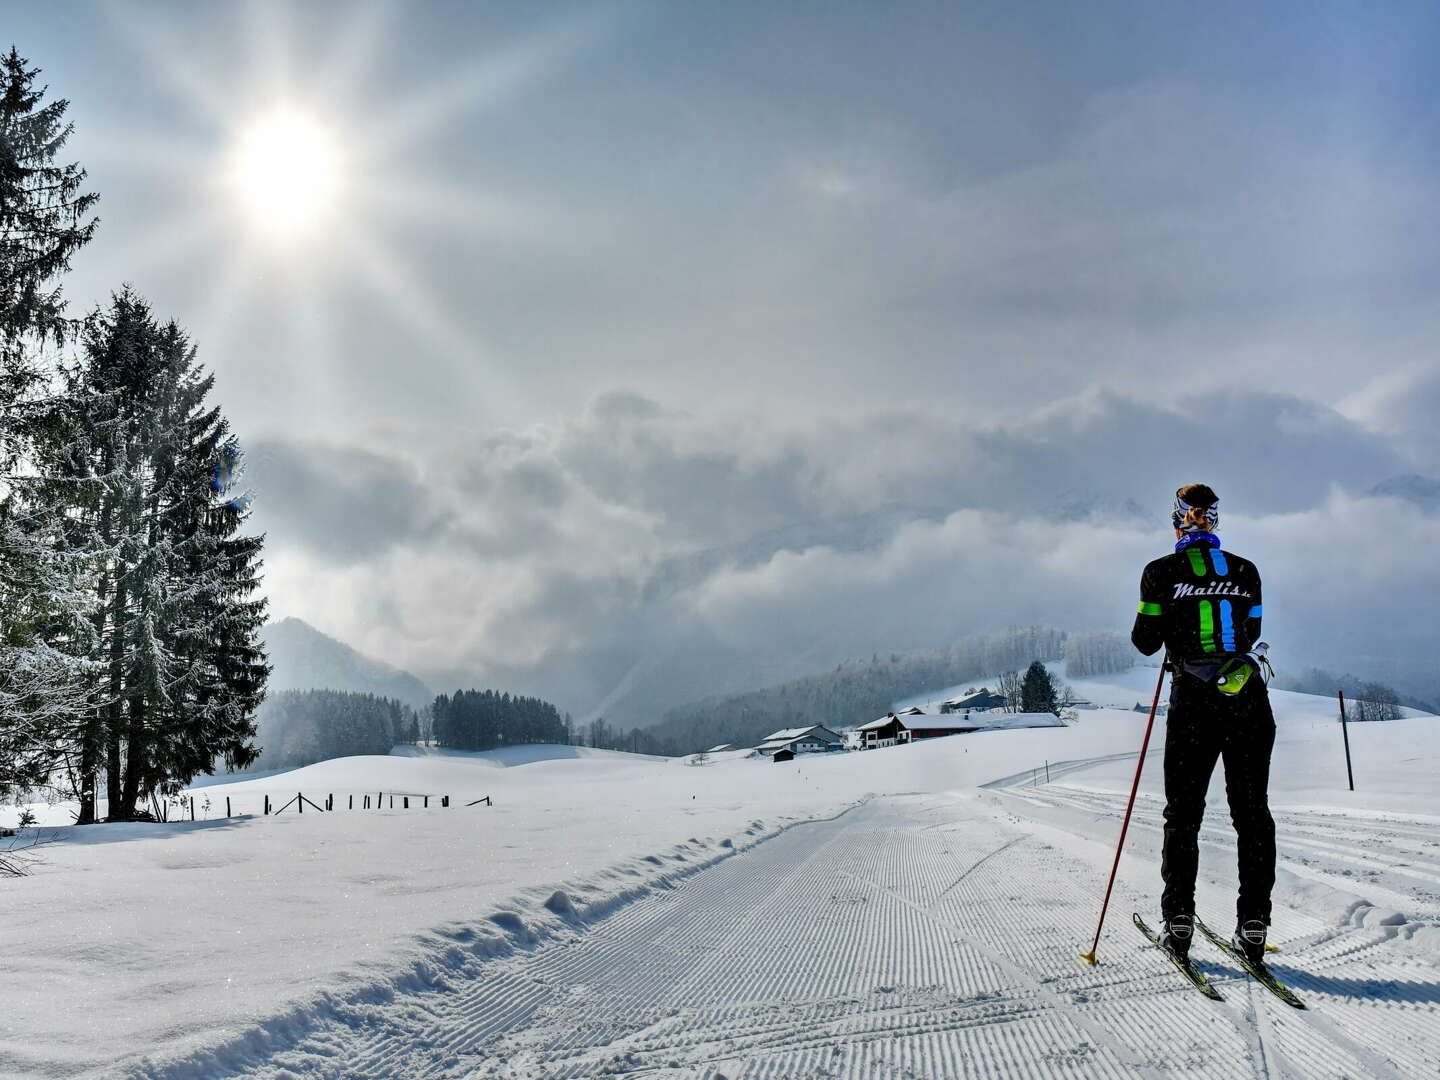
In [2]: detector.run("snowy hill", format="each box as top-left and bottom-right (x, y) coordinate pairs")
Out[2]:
(5, 669), (1440, 1077)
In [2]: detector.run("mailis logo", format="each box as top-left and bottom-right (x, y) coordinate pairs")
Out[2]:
(1173, 581), (1254, 600)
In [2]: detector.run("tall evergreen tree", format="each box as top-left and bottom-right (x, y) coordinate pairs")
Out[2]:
(0, 48), (99, 804)
(28, 291), (268, 818)
(1020, 660), (1059, 715)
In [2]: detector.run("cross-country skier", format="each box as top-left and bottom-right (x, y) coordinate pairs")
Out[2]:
(1131, 483), (1276, 970)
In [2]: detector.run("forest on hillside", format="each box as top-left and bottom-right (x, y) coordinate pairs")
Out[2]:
(651, 626), (1069, 754)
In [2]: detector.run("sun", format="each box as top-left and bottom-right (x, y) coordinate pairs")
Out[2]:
(225, 106), (347, 242)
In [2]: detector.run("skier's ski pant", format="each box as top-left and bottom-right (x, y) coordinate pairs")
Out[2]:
(1160, 673), (1276, 927)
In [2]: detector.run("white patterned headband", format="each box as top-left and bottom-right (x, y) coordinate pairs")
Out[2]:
(1172, 495), (1219, 533)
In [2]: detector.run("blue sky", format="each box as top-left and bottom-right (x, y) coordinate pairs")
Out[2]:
(10, 1), (1440, 713)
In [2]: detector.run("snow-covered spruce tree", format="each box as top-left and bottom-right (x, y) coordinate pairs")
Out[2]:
(1020, 660), (1059, 715)
(38, 292), (268, 819)
(0, 47), (100, 805)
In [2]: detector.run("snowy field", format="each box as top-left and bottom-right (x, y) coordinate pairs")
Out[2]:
(4, 665), (1440, 1078)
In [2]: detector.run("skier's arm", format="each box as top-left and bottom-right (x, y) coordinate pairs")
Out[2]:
(1245, 571), (1263, 645)
(1131, 563), (1166, 656)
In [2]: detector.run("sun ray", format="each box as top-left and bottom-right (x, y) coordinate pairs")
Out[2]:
(306, 0), (406, 106)
(358, 11), (618, 156)
(337, 227), (534, 424)
(99, 1), (239, 126)
(353, 176), (563, 244)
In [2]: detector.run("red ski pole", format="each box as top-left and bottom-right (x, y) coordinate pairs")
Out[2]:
(1081, 659), (1168, 964)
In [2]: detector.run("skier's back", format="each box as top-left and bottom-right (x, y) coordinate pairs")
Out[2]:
(1132, 483), (1276, 968)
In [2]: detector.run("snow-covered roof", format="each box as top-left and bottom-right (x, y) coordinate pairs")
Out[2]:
(901, 716), (982, 731)
(899, 706), (925, 716)
(944, 689), (1006, 706)
(960, 712), (1066, 731)
(857, 714), (903, 731)
(705, 744), (736, 753)
(763, 726), (816, 742)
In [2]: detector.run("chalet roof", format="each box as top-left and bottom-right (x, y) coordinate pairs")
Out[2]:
(760, 725), (841, 744)
(763, 726), (817, 742)
(857, 714), (903, 731)
(898, 706), (925, 716)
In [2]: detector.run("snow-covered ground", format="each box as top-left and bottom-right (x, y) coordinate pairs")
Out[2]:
(4, 666), (1439, 1078)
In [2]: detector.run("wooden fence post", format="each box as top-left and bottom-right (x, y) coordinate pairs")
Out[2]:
(349, 794), (353, 810)
(326, 794), (333, 811)
(442, 795), (449, 807)
(298, 792), (303, 814)
(190, 799), (195, 821)
(403, 796), (409, 809)
(264, 794), (270, 815)
(226, 796), (231, 818)
(423, 795), (429, 808)
(389, 795), (394, 809)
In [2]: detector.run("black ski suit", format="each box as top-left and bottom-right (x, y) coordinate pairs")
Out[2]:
(1131, 539), (1276, 927)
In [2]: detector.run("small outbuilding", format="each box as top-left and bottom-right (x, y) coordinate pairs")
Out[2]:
(772, 747), (796, 763)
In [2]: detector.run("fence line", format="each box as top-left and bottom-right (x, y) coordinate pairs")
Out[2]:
(155, 791), (490, 821)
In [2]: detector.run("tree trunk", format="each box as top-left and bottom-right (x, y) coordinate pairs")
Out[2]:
(120, 695), (144, 815)
(103, 574), (129, 818)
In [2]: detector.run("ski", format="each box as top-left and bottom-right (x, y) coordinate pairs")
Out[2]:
(1133, 913), (1224, 1000)
(1194, 916), (1306, 1009)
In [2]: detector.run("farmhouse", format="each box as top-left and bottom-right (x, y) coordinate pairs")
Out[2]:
(752, 725), (846, 757)
(856, 709), (1066, 748)
(856, 713), (911, 749)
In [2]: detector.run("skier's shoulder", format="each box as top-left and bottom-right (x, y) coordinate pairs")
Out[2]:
(1217, 548), (1259, 577)
(1143, 550), (1186, 576)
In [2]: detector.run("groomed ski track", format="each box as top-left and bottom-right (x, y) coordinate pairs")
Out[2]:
(163, 782), (1440, 1080)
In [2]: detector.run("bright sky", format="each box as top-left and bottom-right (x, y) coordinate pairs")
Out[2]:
(10, 0), (1440, 717)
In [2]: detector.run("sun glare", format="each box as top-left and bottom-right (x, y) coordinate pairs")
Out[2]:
(226, 107), (346, 240)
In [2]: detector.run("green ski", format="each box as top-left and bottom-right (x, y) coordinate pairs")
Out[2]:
(1194, 916), (1306, 1009)
(1133, 913), (1224, 1001)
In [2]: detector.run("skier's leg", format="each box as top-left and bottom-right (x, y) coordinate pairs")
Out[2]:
(1221, 685), (1277, 927)
(1161, 682), (1222, 922)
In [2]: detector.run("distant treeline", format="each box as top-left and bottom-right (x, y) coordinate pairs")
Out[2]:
(254, 690), (419, 770)
(432, 689), (570, 751)
(651, 626), (1068, 754)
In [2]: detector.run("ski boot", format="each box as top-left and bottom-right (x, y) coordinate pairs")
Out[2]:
(1234, 919), (1269, 968)
(1158, 913), (1195, 960)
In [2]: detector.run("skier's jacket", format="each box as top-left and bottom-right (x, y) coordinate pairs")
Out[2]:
(1131, 539), (1262, 663)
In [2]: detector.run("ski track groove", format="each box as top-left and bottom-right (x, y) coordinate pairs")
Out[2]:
(191, 793), (1438, 1080)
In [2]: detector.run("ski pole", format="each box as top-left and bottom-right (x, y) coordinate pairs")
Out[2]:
(1081, 659), (1167, 964)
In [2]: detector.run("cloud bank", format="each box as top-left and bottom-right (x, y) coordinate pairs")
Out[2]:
(248, 381), (1439, 719)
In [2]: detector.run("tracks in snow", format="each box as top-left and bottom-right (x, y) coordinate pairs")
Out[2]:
(183, 794), (1438, 1079)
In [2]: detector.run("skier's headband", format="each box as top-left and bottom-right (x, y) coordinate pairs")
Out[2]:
(1172, 495), (1219, 533)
